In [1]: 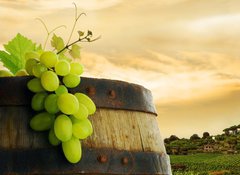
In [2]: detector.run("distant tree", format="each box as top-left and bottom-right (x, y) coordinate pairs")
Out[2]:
(169, 135), (179, 142)
(229, 125), (238, 135)
(223, 128), (230, 136)
(190, 134), (200, 141)
(215, 134), (225, 141)
(226, 136), (238, 144)
(202, 132), (210, 139)
(164, 138), (170, 144)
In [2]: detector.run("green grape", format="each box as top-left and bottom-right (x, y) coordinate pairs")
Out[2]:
(73, 103), (88, 120)
(44, 94), (59, 114)
(48, 127), (61, 146)
(40, 51), (58, 68)
(70, 62), (84, 75)
(72, 118), (93, 139)
(63, 73), (80, 88)
(31, 92), (48, 111)
(15, 69), (28, 76)
(27, 78), (45, 93)
(70, 116), (93, 134)
(55, 85), (68, 96)
(41, 71), (59, 91)
(25, 51), (40, 60)
(25, 58), (38, 75)
(30, 112), (55, 131)
(32, 63), (47, 78)
(57, 93), (79, 115)
(74, 93), (96, 115)
(55, 60), (70, 76)
(69, 115), (80, 124)
(0, 70), (14, 77)
(54, 114), (72, 142)
(62, 137), (82, 163)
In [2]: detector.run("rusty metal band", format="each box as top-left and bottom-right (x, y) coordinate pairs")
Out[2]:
(0, 76), (157, 115)
(0, 147), (169, 175)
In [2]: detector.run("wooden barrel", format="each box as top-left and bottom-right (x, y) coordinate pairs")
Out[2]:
(0, 76), (171, 175)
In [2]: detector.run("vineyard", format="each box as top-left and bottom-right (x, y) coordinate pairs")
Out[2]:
(170, 153), (240, 175)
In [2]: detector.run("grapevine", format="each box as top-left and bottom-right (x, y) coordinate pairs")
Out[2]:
(0, 4), (99, 163)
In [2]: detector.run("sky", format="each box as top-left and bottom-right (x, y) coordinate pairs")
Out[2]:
(0, 0), (240, 139)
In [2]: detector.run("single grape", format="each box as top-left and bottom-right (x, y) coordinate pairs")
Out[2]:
(32, 63), (47, 78)
(30, 112), (55, 131)
(31, 92), (48, 111)
(25, 58), (38, 75)
(41, 71), (59, 91)
(73, 103), (88, 120)
(63, 73), (80, 88)
(55, 60), (70, 76)
(74, 93), (96, 115)
(48, 127), (61, 146)
(70, 62), (84, 75)
(25, 51), (40, 60)
(0, 70), (14, 77)
(54, 114), (72, 142)
(55, 85), (68, 96)
(40, 51), (58, 68)
(15, 69), (28, 76)
(57, 93), (79, 115)
(27, 78), (45, 93)
(44, 94), (59, 114)
(70, 116), (93, 135)
(72, 118), (93, 139)
(62, 137), (82, 163)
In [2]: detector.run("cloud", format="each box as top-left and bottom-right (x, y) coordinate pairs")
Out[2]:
(157, 88), (240, 138)
(1, 0), (240, 139)
(0, 0), (122, 11)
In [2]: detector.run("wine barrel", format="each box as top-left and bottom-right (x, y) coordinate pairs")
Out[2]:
(0, 76), (172, 175)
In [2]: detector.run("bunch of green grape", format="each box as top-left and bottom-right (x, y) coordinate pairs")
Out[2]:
(26, 50), (96, 163)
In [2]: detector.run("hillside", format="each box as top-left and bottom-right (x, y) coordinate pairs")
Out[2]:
(165, 124), (240, 155)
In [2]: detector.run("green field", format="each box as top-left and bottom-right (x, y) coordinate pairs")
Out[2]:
(170, 153), (240, 175)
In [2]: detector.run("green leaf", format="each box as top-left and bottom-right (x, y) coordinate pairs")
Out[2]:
(51, 34), (65, 52)
(78, 31), (84, 37)
(69, 44), (80, 59)
(0, 51), (21, 73)
(3, 33), (36, 70)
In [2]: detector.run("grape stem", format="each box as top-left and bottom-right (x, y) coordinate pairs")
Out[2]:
(57, 33), (101, 54)
(57, 2), (101, 55)
(36, 18), (66, 50)
(66, 3), (86, 45)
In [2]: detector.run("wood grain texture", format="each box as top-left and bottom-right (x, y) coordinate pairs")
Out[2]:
(0, 107), (49, 149)
(0, 77), (171, 174)
(0, 107), (166, 154)
(85, 109), (166, 153)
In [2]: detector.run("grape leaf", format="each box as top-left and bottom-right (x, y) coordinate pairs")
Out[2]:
(51, 34), (65, 52)
(0, 33), (36, 74)
(69, 44), (80, 58)
(0, 51), (20, 73)
(78, 31), (84, 37)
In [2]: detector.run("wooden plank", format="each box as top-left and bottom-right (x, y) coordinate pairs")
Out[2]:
(0, 107), (166, 154)
(84, 109), (166, 153)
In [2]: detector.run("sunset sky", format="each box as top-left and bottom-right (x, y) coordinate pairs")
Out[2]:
(0, 0), (240, 139)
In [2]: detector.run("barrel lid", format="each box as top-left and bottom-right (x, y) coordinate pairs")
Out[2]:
(0, 76), (157, 115)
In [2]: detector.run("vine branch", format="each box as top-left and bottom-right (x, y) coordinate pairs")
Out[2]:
(57, 33), (101, 54)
